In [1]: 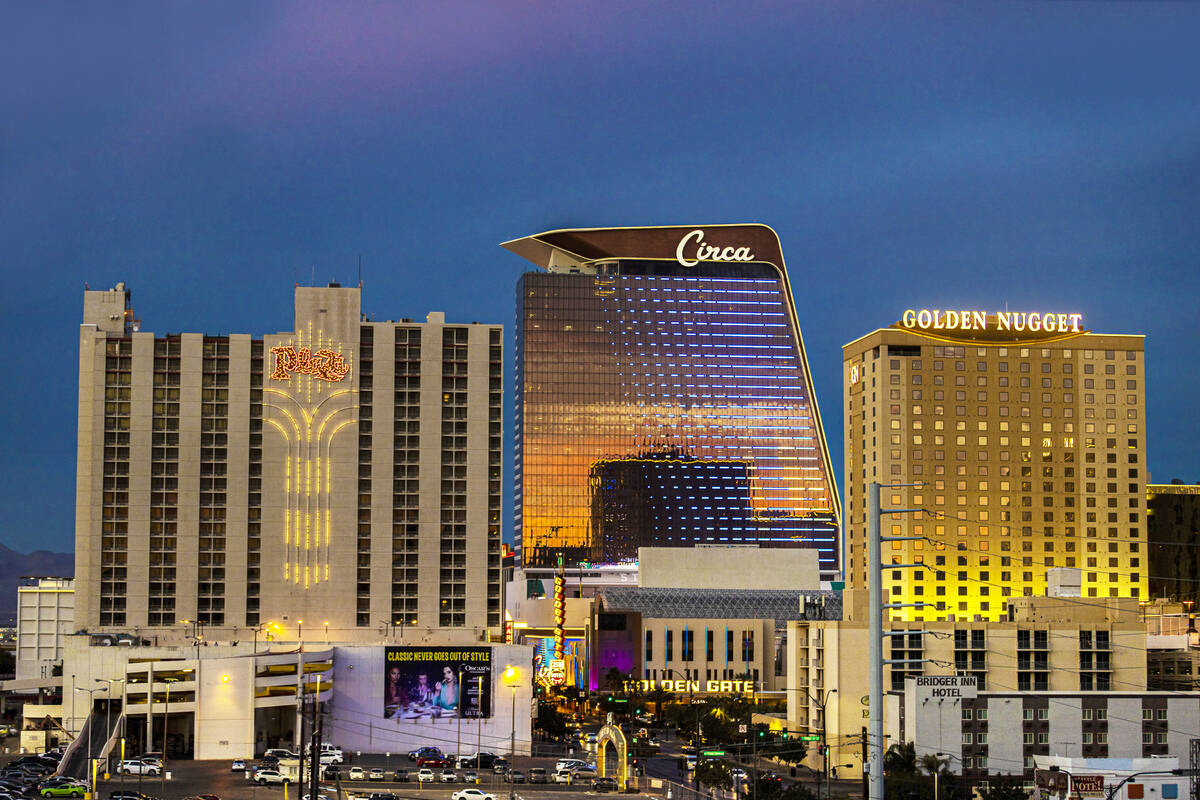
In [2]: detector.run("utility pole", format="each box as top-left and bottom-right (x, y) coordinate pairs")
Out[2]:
(860, 727), (868, 800)
(868, 481), (927, 800)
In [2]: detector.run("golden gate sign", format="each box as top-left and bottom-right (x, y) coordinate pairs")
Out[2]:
(270, 346), (350, 382)
(624, 679), (756, 694)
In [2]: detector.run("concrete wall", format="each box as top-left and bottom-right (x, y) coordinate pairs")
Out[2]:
(638, 546), (820, 590)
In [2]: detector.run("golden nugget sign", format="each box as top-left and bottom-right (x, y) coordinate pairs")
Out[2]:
(624, 679), (757, 694)
(270, 345), (350, 382)
(675, 229), (755, 267)
(901, 309), (1084, 334)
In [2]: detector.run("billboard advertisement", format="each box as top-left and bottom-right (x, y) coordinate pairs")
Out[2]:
(384, 646), (493, 719)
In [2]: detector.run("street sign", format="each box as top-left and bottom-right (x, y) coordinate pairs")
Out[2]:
(799, 734), (821, 742)
(702, 751), (726, 757)
(738, 724), (748, 734)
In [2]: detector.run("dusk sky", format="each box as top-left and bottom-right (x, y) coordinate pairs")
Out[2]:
(3, 2), (1198, 554)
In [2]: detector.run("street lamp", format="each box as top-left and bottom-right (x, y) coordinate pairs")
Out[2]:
(160, 672), (190, 799)
(323, 621), (329, 643)
(74, 686), (102, 795)
(504, 665), (519, 800)
(808, 688), (837, 800)
(297, 620), (303, 642)
(96, 678), (126, 780)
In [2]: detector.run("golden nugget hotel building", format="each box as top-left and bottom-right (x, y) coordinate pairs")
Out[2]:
(76, 282), (503, 634)
(843, 309), (1147, 620)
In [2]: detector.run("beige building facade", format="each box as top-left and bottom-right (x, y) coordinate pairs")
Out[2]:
(75, 283), (502, 638)
(787, 591), (1149, 780)
(843, 312), (1147, 621)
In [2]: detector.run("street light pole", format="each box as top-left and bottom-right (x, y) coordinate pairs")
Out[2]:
(807, 688), (836, 800)
(96, 678), (126, 785)
(74, 687), (102, 796)
(161, 676), (180, 799)
(504, 666), (519, 800)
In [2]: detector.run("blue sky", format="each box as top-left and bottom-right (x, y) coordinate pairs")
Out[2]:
(2, 1), (1198, 553)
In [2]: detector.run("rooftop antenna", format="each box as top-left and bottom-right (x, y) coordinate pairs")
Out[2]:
(358, 254), (363, 289)
(311, 264), (316, 286)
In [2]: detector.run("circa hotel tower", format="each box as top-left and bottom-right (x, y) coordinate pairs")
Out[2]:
(504, 225), (841, 575)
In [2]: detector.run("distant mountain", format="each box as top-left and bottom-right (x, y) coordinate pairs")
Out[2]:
(0, 544), (74, 626)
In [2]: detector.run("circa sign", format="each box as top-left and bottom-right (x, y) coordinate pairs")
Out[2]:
(900, 309), (1084, 334)
(270, 345), (350, 382)
(675, 229), (756, 267)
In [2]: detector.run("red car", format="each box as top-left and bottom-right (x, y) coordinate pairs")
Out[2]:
(417, 757), (451, 769)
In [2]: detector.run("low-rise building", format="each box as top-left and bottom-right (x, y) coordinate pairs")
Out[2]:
(16, 577), (74, 681)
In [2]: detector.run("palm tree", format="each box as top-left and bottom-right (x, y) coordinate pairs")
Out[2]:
(884, 741), (918, 775)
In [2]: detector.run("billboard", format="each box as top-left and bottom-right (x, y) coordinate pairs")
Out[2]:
(384, 647), (493, 719)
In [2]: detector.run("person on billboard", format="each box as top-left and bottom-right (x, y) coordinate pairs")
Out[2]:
(409, 672), (434, 706)
(384, 665), (405, 713)
(432, 666), (459, 713)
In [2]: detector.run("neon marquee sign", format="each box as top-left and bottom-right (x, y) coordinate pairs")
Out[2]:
(270, 346), (350, 382)
(675, 229), (756, 267)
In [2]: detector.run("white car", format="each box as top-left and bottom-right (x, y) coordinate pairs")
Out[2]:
(570, 768), (597, 785)
(120, 760), (161, 776)
(348, 766), (366, 781)
(417, 769), (436, 783)
(452, 790), (496, 800)
(255, 769), (289, 785)
(555, 759), (589, 773)
(552, 771), (573, 785)
(319, 751), (343, 765)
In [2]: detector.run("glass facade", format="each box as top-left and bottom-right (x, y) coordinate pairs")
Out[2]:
(516, 258), (839, 571)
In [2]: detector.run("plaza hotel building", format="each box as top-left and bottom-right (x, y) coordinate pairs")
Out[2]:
(842, 309), (1148, 620)
(76, 282), (503, 635)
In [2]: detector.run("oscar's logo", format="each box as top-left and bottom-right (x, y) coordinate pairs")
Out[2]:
(270, 346), (350, 382)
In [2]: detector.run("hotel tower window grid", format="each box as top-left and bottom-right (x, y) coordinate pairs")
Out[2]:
(101, 338), (132, 627)
(843, 336), (1146, 621)
(392, 326), (421, 626)
(198, 337), (229, 626)
(246, 341), (263, 626)
(517, 261), (838, 570)
(440, 327), (469, 627)
(356, 326), (373, 627)
(487, 328), (503, 627)
(148, 337), (180, 627)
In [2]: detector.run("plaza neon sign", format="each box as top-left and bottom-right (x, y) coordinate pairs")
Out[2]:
(900, 309), (1084, 334)
(270, 345), (350, 382)
(675, 229), (756, 267)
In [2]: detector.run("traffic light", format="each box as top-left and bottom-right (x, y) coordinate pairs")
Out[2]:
(781, 730), (789, 741)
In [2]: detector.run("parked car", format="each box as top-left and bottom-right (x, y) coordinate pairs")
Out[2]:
(264, 750), (297, 761)
(120, 761), (161, 776)
(451, 790), (496, 800)
(108, 792), (155, 800)
(555, 759), (589, 773)
(231, 760), (246, 772)
(255, 770), (290, 786)
(462, 771), (478, 784)
(417, 757), (451, 769)
(506, 771), (525, 784)
(322, 765), (341, 781)
(392, 770), (409, 782)
(368, 769), (385, 782)
(40, 783), (88, 798)
(367, 793), (398, 800)
(408, 746), (443, 762)
(416, 769), (435, 784)
(552, 770), (573, 785)
(491, 758), (509, 775)
(570, 768), (597, 784)
(440, 770), (457, 783)
(347, 767), (366, 781)
(527, 768), (548, 784)
(319, 752), (343, 766)
(592, 777), (618, 793)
